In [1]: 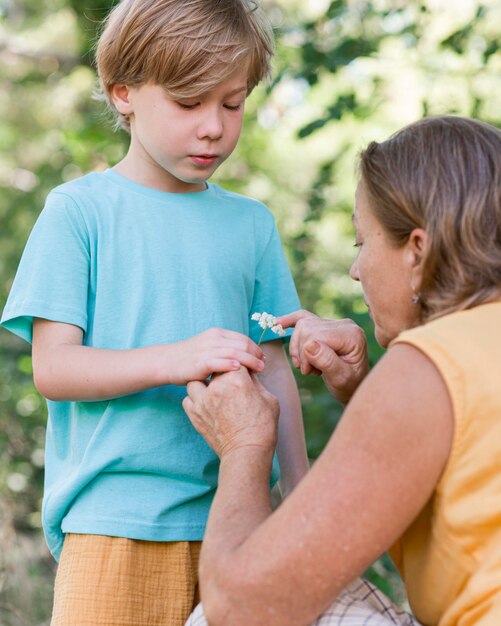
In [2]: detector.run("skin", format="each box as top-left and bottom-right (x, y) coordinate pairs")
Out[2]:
(32, 320), (265, 401)
(277, 311), (369, 405)
(32, 325), (308, 495)
(258, 340), (308, 497)
(182, 181), (455, 625)
(33, 71), (308, 492)
(110, 73), (249, 194)
(350, 183), (426, 348)
(33, 72), (256, 399)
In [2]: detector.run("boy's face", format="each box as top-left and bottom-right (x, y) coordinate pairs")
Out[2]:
(112, 72), (248, 193)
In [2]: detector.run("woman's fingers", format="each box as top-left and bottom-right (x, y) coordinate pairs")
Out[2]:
(286, 317), (368, 404)
(183, 382), (207, 434)
(276, 309), (317, 329)
(304, 340), (342, 376)
(186, 380), (207, 404)
(286, 314), (317, 368)
(288, 315), (329, 371)
(184, 368), (278, 458)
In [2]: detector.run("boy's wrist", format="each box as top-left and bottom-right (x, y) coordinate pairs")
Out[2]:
(149, 342), (179, 387)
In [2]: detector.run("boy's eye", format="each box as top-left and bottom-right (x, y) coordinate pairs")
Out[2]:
(177, 101), (199, 110)
(353, 241), (363, 248)
(224, 103), (242, 111)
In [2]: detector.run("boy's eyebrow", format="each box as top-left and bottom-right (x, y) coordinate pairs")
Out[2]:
(225, 86), (248, 96)
(182, 86), (247, 101)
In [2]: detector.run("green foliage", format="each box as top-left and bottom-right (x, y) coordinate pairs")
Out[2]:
(0, 0), (500, 620)
(266, 0), (501, 462)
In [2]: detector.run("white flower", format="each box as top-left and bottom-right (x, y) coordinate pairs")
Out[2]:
(251, 312), (286, 344)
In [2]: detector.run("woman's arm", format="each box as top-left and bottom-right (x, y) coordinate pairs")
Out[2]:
(183, 344), (454, 626)
(259, 340), (309, 497)
(32, 318), (265, 401)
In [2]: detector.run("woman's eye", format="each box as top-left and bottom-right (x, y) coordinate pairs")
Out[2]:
(353, 241), (363, 248)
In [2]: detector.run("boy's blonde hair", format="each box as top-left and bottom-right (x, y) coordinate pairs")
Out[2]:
(359, 116), (501, 321)
(95, 0), (274, 131)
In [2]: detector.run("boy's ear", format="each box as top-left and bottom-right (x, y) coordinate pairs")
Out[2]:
(110, 84), (133, 115)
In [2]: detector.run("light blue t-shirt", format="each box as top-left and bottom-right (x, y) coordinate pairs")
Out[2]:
(1, 169), (300, 560)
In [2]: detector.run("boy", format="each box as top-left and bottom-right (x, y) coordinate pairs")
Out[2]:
(0, 1), (308, 625)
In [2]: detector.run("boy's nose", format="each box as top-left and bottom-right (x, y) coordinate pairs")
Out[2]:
(197, 109), (224, 140)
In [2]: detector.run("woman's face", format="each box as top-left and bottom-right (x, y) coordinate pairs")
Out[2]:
(350, 183), (422, 348)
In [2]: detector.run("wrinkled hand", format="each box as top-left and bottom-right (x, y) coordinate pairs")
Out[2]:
(277, 310), (369, 405)
(170, 328), (265, 386)
(182, 368), (279, 459)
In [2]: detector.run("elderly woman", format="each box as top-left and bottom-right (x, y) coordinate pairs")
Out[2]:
(183, 116), (501, 626)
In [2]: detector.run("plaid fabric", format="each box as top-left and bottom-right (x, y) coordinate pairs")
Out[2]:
(185, 577), (420, 626)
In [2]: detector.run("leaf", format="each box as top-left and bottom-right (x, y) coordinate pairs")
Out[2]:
(298, 94), (357, 138)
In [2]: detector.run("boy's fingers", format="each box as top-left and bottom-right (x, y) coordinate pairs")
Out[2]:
(205, 358), (242, 375)
(233, 353), (265, 372)
(218, 330), (263, 358)
(205, 353), (264, 376)
(241, 337), (264, 358)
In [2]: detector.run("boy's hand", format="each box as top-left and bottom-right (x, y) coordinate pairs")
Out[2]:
(277, 310), (369, 405)
(168, 328), (265, 386)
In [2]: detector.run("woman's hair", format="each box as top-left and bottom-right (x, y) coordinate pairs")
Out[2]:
(359, 116), (501, 321)
(95, 0), (274, 131)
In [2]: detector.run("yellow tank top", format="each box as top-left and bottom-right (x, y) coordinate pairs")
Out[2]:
(389, 300), (501, 626)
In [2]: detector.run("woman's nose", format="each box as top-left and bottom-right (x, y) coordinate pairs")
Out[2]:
(349, 258), (360, 282)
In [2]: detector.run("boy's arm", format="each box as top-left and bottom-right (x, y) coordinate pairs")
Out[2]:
(32, 318), (265, 402)
(259, 340), (309, 497)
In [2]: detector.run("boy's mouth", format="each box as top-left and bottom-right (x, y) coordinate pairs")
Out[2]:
(190, 154), (218, 166)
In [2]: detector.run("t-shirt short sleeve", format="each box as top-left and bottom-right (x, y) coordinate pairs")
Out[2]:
(249, 220), (300, 345)
(1, 191), (90, 343)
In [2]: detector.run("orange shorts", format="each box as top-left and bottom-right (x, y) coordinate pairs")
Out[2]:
(51, 534), (201, 626)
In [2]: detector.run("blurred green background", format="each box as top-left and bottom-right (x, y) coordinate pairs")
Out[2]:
(0, 0), (500, 623)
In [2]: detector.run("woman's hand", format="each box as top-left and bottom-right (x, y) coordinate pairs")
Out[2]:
(277, 310), (369, 405)
(182, 367), (279, 459)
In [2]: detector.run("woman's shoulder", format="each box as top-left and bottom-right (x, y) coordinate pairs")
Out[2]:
(389, 300), (501, 451)
(392, 300), (501, 353)
(390, 300), (501, 394)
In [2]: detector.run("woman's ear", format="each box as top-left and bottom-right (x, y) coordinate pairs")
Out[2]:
(110, 84), (133, 115)
(406, 228), (428, 293)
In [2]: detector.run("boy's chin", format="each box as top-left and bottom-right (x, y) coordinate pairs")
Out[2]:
(171, 174), (209, 193)
(182, 176), (209, 184)
(177, 171), (212, 185)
